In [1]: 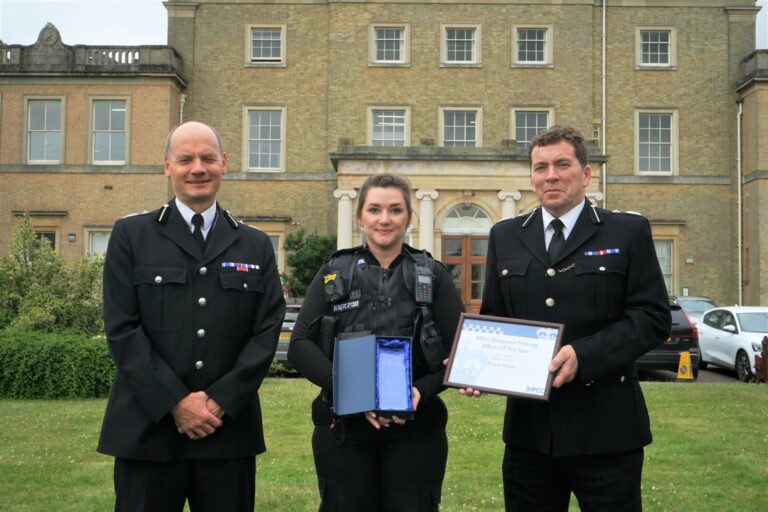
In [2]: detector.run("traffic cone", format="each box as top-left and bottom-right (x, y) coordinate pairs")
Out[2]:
(676, 351), (694, 380)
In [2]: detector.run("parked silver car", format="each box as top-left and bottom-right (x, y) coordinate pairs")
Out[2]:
(697, 306), (768, 382)
(674, 296), (717, 325)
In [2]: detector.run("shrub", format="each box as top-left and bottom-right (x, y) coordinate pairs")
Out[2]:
(0, 329), (114, 399)
(281, 228), (336, 296)
(0, 217), (104, 335)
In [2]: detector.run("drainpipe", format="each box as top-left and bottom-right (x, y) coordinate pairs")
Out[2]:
(601, 0), (607, 208)
(179, 93), (187, 124)
(736, 100), (743, 306)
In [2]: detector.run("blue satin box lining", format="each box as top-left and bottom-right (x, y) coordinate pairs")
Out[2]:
(332, 335), (413, 417)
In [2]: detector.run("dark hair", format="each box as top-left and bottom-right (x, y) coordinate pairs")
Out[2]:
(356, 173), (413, 223)
(528, 124), (589, 168)
(164, 121), (224, 157)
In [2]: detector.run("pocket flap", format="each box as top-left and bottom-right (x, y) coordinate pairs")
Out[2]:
(219, 271), (264, 293)
(134, 266), (187, 286)
(575, 255), (627, 276)
(497, 258), (530, 278)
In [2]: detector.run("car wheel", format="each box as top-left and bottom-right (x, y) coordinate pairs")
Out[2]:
(698, 357), (708, 370)
(735, 350), (754, 382)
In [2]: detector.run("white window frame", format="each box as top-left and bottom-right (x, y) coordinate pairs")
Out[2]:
(439, 106), (483, 148)
(242, 106), (287, 172)
(653, 238), (674, 295)
(245, 24), (287, 67)
(510, 108), (554, 145)
(441, 24), (482, 66)
(367, 106), (411, 147)
(25, 96), (65, 164)
(84, 227), (112, 256)
(369, 24), (410, 66)
(244, 220), (287, 272)
(90, 96), (129, 165)
(512, 25), (553, 67)
(635, 109), (678, 175)
(636, 27), (677, 70)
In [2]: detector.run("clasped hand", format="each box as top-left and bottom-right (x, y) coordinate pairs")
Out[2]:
(171, 391), (225, 440)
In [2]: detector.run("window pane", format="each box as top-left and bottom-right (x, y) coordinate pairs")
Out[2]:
(29, 101), (45, 130)
(252, 28), (282, 61)
(93, 100), (126, 162)
(89, 231), (111, 255)
(46, 101), (61, 129)
(641, 30), (670, 65)
(444, 110), (477, 147)
(517, 28), (546, 63)
(375, 27), (403, 62)
(445, 27), (475, 62)
(444, 239), (462, 257)
(29, 132), (45, 160)
(515, 111), (548, 144)
(248, 110), (281, 169)
(28, 100), (62, 162)
(372, 109), (406, 147)
(638, 113), (672, 173)
(653, 240), (672, 293)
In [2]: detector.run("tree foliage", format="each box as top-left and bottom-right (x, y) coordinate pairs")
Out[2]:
(281, 228), (336, 296)
(0, 216), (104, 334)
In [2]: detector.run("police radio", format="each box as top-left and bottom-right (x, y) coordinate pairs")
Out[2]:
(413, 265), (433, 305)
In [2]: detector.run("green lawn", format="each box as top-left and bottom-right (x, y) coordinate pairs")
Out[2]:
(0, 379), (766, 511)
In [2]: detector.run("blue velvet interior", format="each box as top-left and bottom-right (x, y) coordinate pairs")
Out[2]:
(375, 338), (412, 411)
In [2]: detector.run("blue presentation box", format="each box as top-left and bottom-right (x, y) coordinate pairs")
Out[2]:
(332, 335), (413, 418)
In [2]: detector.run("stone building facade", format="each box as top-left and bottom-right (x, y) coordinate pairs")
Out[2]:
(1, 1), (767, 310)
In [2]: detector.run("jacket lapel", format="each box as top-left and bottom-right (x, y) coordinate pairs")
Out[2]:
(517, 208), (550, 267)
(158, 202), (201, 259)
(203, 205), (239, 263)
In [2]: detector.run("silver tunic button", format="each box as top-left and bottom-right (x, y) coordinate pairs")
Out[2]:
(545, 298), (555, 307)
(198, 297), (207, 307)
(195, 360), (204, 370)
(501, 269), (509, 276)
(199, 266), (208, 276)
(620, 375), (626, 383)
(599, 266), (606, 272)
(546, 268), (556, 277)
(243, 282), (248, 290)
(154, 275), (162, 284)
(196, 329), (206, 338)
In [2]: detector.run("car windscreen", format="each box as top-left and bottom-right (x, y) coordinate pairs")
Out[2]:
(678, 299), (717, 315)
(736, 312), (768, 333)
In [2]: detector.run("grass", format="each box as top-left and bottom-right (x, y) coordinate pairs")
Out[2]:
(0, 379), (766, 511)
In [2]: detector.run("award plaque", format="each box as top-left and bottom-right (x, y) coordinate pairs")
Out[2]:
(443, 313), (564, 400)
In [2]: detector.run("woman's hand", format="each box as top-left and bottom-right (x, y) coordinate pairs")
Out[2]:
(365, 387), (422, 428)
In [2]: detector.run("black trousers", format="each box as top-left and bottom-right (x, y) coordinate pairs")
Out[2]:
(502, 444), (644, 512)
(114, 456), (255, 512)
(311, 399), (448, 512)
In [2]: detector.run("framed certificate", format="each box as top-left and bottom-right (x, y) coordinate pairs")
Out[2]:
(443, 313), (564, 400)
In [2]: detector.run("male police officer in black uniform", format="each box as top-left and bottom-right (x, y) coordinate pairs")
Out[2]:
(98, 121), (285, 512)
(480, 125), (670, 511)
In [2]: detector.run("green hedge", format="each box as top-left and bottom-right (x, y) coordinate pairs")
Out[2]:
(0, 329), (114, 399)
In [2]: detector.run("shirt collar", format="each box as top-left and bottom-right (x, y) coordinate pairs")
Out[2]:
(174, 198), (217, 235)
(541, 200), (586, 239)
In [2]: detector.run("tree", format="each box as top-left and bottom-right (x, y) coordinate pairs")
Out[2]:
(282, 229), (336, 297)
(0, 216), (104, 334)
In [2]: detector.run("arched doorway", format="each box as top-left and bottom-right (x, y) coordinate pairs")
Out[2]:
(441, 204), (492, 313)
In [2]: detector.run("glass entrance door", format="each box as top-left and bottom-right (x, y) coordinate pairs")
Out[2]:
(442, 236), (488, 313)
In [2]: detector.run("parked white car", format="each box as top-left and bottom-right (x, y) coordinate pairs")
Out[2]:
(697, 306), (768, 382)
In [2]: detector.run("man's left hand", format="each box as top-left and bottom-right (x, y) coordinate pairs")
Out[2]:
(548, 345), (578, 388)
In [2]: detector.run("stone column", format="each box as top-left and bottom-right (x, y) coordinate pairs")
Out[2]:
(497, 190), (522, 219)
(333, 189), (358, 250)
(415, 189), (439, 253)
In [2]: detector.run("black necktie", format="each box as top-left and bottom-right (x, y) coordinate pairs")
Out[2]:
(548, 219), (565, 263)
(192, 213), (206, 251)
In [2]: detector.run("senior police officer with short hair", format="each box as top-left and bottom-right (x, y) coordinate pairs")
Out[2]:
(477, 125), (671, 511)
(97, 121), (285, 512)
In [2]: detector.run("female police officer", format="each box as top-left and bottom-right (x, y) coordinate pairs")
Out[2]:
(288, 172), (464, 511)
